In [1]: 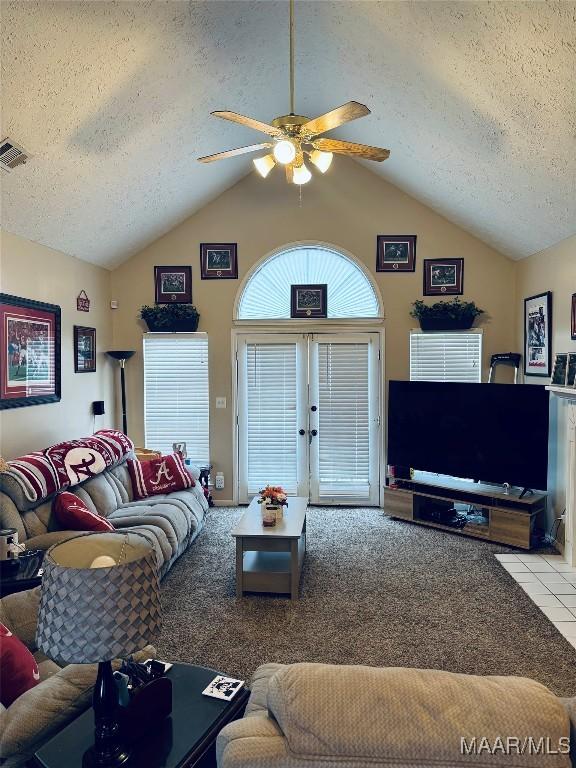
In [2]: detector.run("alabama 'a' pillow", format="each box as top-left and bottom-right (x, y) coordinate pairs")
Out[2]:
(127, 453), (194, 500)
(0, 622), (41, 707)
(53, 491), (115, 532)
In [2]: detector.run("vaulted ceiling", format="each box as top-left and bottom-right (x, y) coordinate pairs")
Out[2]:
(1, 1), (574, 269)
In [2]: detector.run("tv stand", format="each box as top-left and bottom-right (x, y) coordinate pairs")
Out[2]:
(383, 472), (546, 549)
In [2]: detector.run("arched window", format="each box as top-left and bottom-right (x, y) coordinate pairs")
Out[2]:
(237, 244), (381, 320)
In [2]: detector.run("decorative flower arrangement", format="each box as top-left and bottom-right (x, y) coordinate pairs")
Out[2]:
(257, 485), (288, 508)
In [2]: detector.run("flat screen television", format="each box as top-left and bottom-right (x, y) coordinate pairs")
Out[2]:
(387, 381), (550, 491)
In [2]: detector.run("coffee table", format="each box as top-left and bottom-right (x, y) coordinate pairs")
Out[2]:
(232, 496), (307, 600)
(33, 663), (249, 768)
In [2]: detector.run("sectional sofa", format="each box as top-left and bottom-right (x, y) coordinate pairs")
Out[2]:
(0, 434), (209, 578)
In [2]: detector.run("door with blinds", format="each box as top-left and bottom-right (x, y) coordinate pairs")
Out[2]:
(236, 333), (380, 505)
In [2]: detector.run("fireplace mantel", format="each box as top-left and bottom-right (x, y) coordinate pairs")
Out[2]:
(547, 386), (576, 565)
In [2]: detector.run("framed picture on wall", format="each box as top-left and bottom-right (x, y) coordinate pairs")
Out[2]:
(376, 235), (416, 272)
(423, 258), (464, 295)
(200, 243), (238, 279)
(74, 326), (96, 373)
(0, 293), (61, 410)
(572, 293), (576, 340)
(524, 291), (552, 378)
(154, 266), (192, 304)
(290, 284), (327, 318)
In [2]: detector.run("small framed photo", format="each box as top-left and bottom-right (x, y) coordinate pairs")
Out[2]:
(423, 258), (464, 296)
(290, 284), (327, 318)
(200, 243), (238, 279)
(572, 293), (576, 340)
(74, 326), (96, 373)
(0, 293), (61, 410)
(376, 235), (416, 272)
(551, 353), (568, 386)
(524, 291), (552, 378)
(154, 266), (192, 304)
(566, 353), (576, 387)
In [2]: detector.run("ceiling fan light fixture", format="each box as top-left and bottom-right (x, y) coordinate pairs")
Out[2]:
(273, 139), (297, 165)
(253, 154), (276, 178)
(292, 162), (312, 185)
(309, 149), (333, 173)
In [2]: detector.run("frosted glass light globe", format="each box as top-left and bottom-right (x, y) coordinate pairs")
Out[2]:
(292, 163), (312, 185)
(273, 140), (296, 165)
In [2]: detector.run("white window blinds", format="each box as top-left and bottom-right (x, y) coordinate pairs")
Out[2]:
(143, 334), (209, 463)
(410, 331), (482, 383)
(316, 342), (370, 498)
(245, 343), (298, 495)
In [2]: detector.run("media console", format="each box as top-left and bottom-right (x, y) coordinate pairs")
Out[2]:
(383, 472), (546, 549)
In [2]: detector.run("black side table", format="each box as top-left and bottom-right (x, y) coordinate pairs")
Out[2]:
(0, 550), (44, 597)
(34, 663), (250, 768)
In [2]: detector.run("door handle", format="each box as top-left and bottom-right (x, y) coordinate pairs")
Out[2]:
(298, 429), (306, 436)
(310, 429), (318, 436)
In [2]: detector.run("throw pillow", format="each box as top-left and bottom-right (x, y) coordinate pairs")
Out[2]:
(127, 453), (194, 500)
(0, 622), (40, 707)
(53, 491), (114, 532)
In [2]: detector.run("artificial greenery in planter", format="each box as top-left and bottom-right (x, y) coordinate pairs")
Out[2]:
(140, 304), (200, 332)
(410, 298), (484, 331)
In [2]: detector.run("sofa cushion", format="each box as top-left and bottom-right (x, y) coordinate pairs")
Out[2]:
(127, 454), (194, 500)
(0, 622), (40, 707)
(267, 664), (571, 767)
(53, 492), (114, 532)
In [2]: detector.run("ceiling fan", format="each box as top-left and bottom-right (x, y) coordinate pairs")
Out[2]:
(197, 0), (390, 185)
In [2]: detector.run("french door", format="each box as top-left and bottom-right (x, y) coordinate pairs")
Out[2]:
(237, 332), (381, 505)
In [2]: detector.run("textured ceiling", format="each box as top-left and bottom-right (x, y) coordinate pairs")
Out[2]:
(1, 1), (574, 269)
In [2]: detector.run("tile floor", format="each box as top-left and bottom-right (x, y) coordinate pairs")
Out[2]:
(496, 553), (576, 649)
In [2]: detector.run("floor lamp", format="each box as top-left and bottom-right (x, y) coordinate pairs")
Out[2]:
(106, 351), (135, 436)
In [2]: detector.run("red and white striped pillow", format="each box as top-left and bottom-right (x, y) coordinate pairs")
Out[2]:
(127, 453), (194, 500)
(53, 491), (114, 532)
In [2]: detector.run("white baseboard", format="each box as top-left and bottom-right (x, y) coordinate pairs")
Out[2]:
(212, 499), (236, 507)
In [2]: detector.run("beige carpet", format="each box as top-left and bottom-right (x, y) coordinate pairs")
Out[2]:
(157, 507), (576, 696)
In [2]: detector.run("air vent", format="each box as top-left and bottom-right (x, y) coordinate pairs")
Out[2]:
(0, 138), (31, 173)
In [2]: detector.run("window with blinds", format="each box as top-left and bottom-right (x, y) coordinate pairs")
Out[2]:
(316, 342), (370, 497)
(245, 343), (299, 495)
(410, 331), (482, 382)
(143, 334), (209, 463)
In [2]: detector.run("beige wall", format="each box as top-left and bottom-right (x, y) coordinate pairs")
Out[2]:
(516, 235), (576, 540)
(0, 230), (114, 458)
(111, 159), (516, 501)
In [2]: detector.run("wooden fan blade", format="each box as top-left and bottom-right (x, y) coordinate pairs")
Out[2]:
(302, 101), (371, 137)
(313, 138), (390, 162)
(211, 111), (284, 137)
(198, 143), (272, 163)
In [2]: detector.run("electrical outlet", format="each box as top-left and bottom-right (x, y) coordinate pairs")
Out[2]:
(215, 397), (226, 409)
(215, 472), (224, 490)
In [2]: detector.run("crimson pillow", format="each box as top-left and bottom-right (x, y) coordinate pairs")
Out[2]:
(127, 453), (194, 500)
(53, 491), (114, 532)
(0, 622), (40, 707)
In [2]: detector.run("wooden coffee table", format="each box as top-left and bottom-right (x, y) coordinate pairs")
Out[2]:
(232, 497), (307, 600)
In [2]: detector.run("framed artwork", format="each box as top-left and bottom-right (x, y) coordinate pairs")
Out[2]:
(74, 326), (96, 373)
(290, 284), (327, 318)
(200, 243), (238, 279)
(423, 258), (464, 296)
(572, 293), (576, 341)
(154, 266), (192, 304)
(376, 235), (416, 272)
(0, 293), (61, 410)
(524, 291), (552, 378)
(567, 353), (576, 387)
(551, 353), (568, 386)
